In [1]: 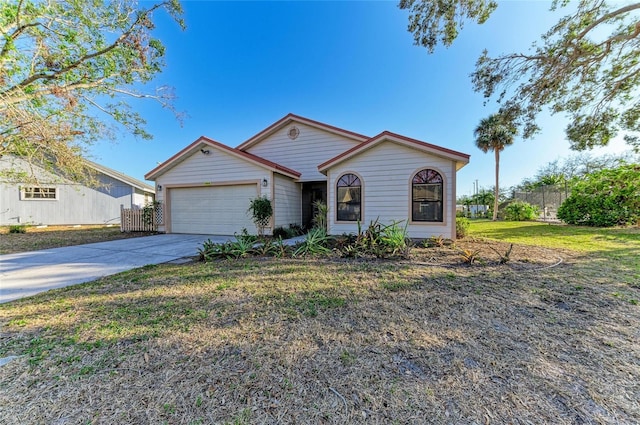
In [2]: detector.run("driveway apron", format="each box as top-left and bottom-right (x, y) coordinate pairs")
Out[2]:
(0, 234), (229, 303)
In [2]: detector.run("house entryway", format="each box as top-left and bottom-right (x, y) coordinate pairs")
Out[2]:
(301, 181), (327, 229)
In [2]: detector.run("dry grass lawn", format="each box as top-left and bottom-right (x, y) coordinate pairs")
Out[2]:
(0, 223), (638, 424)
(0, 225), (155, 255)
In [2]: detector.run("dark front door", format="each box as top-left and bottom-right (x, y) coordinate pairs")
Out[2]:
(302, 181), (327, 230)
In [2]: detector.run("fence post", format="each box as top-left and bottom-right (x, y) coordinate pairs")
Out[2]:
(541, 185), (546, 221)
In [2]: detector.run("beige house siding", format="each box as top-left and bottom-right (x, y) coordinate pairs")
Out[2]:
(154, 147), (271, 233)
(326, 141), (457, 239)
(245, 123), (361, 182)
(273, 174), (302, 229)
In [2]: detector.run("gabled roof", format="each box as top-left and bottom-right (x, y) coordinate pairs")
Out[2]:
(0, 154), (154, 193)
(86, 160), (154, 193)
(145, 136), (301, 181)
(318, 131), (470, 174)
(236, 113), (370, 151)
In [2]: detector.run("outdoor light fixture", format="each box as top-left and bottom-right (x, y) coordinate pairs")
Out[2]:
(200, 148), (210, 155)
(262, 178), (268, 187)
(157, 185), (162, 191)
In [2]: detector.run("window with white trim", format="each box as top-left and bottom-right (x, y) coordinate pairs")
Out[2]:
(412, 169), (443, 222)
(336, 173), (361, 222)
(21, 187), (57, 200)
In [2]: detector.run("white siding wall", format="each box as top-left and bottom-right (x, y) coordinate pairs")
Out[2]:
(154, 147), (271, 233)
(273, 174), (301, 228)
(245, 123), (361, 182)
(132, 189), (153, 208)
(326, 142), (457, 239)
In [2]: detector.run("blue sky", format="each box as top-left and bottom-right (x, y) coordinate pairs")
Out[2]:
(91, 0), (630, 196)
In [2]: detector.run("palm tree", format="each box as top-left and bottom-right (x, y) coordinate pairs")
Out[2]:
(474, 113), (518, 221)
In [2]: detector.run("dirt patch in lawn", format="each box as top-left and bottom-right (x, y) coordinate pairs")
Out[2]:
(0, 225), (156, 254)
(411, 237), (567, 271)
(0, 240), (638, 424)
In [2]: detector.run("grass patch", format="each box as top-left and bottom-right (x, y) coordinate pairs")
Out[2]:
(0, 225), (155, 254)
(469, 220), (640, 281)
(469, 220), (640, 252)
(0, 224), (639, 423)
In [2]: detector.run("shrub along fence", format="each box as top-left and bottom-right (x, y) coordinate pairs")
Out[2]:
(513, 183), (569, 220)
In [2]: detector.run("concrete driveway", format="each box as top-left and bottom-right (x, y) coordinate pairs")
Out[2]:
(0, 234), (231, 304)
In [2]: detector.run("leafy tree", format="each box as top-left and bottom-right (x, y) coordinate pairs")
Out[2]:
(557, 164), (640, 227)
(0, 0), (184, 184)
(514, 151), (639, 191)
(248, 196), (273, 237)
(475, 189), (494, 207)
(474, 113), (517, 220)
(400, 1), (640, 152)
(399, 0), (497, 53)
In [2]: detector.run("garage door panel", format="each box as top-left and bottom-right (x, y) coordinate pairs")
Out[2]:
(170, 185), (257, 234)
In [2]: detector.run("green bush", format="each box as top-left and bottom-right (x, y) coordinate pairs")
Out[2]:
(312, 200), (328, 231)
(336, 219), (411, 259)
(9, 224), (27, 234)
(247, 197), (272, 236)
(503, 200), (540, 221)
(272, 226), (289, 239)
(455, 217), (470, 239)
(288, 223), (304, 236)
(293, 227), (332, 257)
(557, 164), (640, 227)
(273, 225), (303, 240)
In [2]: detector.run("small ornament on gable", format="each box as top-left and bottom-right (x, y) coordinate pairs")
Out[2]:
(288, 126), (300, 140)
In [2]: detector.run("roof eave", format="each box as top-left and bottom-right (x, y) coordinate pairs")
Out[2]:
(85, 160), (155, 192)
(145, 136), (301, 181)
(318, 132), (470, 172)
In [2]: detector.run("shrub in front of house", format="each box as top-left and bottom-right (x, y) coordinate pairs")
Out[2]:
(9, 225), (27, 234)
(199, 219), (413, 262)
(455, 217), (470, 238)
(272, 225), (302, 240)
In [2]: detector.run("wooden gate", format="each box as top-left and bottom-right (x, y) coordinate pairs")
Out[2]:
(120, 206), (156, 232)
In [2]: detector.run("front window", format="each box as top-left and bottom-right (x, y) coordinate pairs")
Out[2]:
(21, 187), (57, 200)
(412, 169), (443, 222)
(336, 173), (361, 222)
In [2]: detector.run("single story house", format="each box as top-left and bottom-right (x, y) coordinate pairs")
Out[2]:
(145, 114), (470, 239)
(0, 156), (154, 226)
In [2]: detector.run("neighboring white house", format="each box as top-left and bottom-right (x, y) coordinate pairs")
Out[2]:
(0, 156), (154, 226)
(145, 114), (470, 239)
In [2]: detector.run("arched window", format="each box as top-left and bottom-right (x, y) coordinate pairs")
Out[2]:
(412, 169), (443, 222)
(336, 173), (361, 222)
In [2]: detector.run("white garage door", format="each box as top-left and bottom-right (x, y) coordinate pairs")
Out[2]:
(169, 185), (257, 234)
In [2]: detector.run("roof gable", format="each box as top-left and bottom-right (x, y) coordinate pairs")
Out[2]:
(318, 131), (470, 173)
(145, 136), (301, 181)
(85, 160), (154, 193)
(0, 155), (154, 192)
(236, 113), (370, 151)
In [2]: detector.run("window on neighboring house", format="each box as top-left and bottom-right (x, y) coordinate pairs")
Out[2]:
(412, 169), (443, 222)
(21, 187), (57, 200)
(336, 173), (361, 222)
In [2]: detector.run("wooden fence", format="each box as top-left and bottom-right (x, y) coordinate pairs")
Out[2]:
(120, 207), (156, 232)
